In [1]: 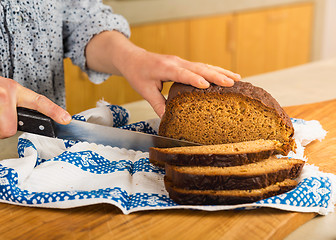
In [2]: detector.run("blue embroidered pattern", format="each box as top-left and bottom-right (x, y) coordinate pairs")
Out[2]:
(44, 150), (164, 175)
(18, 138), (44, 167)
(129, 193), (177, 208)
(121, 121), (158, 135)
(72, 114), (86, 122)
(17, 138), (36, 158)
(63, 140), (80, 149)
(49, 151), (133, 174)
(133, 158), (165, 175)
(108, 105), (129, 127)
(256, 177), (331, 208)
(0, 165), (174, 210)
(291, 118), (307, 125)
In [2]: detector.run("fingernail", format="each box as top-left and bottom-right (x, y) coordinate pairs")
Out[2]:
(62, 112), (72, 123)
(225, 77), (234, 85)
(235, 74), (241, 80)
(199, 78), (210, 88)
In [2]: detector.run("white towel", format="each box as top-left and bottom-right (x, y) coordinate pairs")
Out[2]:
(0, 104), (334, 215)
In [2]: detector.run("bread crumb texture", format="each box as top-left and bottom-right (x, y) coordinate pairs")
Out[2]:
(157, 81), (300, 205)
(159, 81), (295, 154)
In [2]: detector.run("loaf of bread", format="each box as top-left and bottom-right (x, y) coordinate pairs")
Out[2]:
(164, 178), (298, 205)
(154, 81), (302, 205)
(165, 156), (304, 191)
(149, 139), (282, 167)
(159, 81), (295, 155)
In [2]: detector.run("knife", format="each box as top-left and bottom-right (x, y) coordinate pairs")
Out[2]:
(16, 107), (201, 152)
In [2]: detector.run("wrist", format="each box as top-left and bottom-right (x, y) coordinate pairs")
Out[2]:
(109, 33), (146, 76)
(86, 30), (145, 76)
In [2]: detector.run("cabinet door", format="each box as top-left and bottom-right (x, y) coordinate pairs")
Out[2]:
(131, 21), (188, 58)
(234, 3), (313, 77)
(64, 60), (128, 115)
(129, 20), (188, 97)
(188, 15), (233, 71)
(234, 9), (267, 77)
(285, 4), (313, 66)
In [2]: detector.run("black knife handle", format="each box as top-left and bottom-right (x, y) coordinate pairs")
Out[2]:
(17, 107), (56, 137)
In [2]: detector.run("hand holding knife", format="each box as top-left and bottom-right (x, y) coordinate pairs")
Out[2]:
(16, 107), (200, 152)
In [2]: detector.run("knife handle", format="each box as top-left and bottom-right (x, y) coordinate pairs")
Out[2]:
(17, 107), (56, 137)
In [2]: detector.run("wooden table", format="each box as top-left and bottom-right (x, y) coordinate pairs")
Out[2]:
(0, 99), (335, 240)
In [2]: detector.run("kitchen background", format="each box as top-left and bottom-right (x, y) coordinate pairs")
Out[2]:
(64, 0), (336, 115)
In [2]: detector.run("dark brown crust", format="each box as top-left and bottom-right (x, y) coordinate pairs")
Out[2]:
(164, 180), (298, 205)
(165, 160), (304, 190)
(159, 81), (295, 154)
(149, 148), (279, 167)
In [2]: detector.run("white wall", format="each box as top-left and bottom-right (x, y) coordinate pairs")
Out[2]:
(313, 0), (336, 60)
(321, 0), (336, 59)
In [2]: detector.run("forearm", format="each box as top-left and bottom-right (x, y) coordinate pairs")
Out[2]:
(85, 30), (143, 76)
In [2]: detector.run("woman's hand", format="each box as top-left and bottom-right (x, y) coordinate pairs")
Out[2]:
(86, 30), (241, 118)
(0, 77), (72, 138)
(120, 50), (241, 118)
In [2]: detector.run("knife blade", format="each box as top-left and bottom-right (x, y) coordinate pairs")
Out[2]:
(16, 107), (201, 152)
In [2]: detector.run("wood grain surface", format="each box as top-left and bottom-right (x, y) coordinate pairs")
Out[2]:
(0, 99), (335, 240)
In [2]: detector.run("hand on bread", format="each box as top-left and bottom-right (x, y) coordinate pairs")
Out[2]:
(87, 30), (241, 119)
(122, 50), (241, 118)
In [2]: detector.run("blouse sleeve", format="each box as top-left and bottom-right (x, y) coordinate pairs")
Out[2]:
(62, 0), (130, 84)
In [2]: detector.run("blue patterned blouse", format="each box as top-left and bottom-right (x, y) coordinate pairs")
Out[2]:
(0, 0), (130, 108)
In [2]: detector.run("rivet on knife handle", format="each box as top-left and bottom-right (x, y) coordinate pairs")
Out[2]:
(17, 107), (56, 137)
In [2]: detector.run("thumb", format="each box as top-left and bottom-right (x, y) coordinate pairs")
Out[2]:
(144, 91), (166, 119)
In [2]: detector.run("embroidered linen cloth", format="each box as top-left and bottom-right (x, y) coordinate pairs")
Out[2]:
(0, 104), (334, 215)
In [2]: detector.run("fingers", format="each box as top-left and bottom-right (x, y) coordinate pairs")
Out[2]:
(142, 89), (166, 118)
(206, 64), (241, 82)
(161, 56), (241, 88)
(172, 67), (210, 89)
(0, 77), (71, 139)
(16, 85), (72, 125)
(0, 81), (18, 138)
(0, 107), (17, 138)
(179, 60), (239, 87)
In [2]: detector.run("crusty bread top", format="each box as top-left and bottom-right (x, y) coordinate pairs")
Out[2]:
(166, 81), (293, 130)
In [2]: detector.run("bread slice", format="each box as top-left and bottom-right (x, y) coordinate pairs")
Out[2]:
(149, 139), (283, 167)
(159, 81), (295, 155)
(165, 178), (298, 205)
(165, 156), (304, 190)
